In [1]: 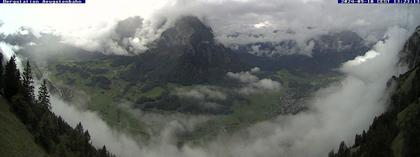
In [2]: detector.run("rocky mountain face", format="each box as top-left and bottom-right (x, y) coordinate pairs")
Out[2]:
(330, 26), (420, 157)
(116, 16), (249, 85)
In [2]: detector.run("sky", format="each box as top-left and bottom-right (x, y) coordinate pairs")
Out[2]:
(1, 0), (419, 55)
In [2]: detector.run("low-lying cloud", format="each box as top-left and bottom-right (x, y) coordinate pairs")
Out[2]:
(175, 86), (227, 101)
(0, 42), (23, 69)
(50, 96), (144, 157)
(49, 26), (410, 157)
(227, 68), (281, 95)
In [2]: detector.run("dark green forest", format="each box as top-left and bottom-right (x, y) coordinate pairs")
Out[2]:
(0, 53), (114, 157)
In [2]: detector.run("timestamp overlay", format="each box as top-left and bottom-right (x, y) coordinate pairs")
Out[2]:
(338, 0), (420, 3)
(0, 0), (85, 3)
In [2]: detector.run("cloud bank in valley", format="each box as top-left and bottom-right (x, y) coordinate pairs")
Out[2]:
(227, 68), (282, 95)
(30, 26), (411, 157)
(50, 96), (144, 157)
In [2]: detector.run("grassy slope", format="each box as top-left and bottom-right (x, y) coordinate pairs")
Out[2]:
(0, 97), (46, 157)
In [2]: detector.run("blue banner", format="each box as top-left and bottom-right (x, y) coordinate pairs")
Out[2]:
(0, 0), (85, 3)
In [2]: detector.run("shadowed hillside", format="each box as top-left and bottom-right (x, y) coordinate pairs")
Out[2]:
(0, 97), (46, 157)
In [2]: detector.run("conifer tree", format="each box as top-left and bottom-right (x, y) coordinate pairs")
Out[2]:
(22, 61), (35, 104)
(75, 122), (84, 135)
(328, 150), (335, 157)
(99, 146), (109, 157)
(37, 79), (51, 110)
(337, 141), (348, 156)
(0, 52), (4, 92)
(4, 55), (21, 99)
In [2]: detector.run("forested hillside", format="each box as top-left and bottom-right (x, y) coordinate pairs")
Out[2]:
(329, 26), (420, 157)
(0, 53), (114, 157)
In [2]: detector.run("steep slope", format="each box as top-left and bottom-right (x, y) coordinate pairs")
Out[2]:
(329, 26), (420, 157)
(0, 53), (115, 157)
(0, 97), (46, 157)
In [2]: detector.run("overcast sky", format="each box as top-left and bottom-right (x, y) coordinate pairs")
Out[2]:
(0, 0), (419, 54)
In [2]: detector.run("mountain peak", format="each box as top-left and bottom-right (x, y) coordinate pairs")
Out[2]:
(156, 16), (215, 48)
(174, 16), (210, 31)
(136, 16), (248, 84)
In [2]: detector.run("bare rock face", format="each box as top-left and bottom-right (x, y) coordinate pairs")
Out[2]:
(126, 16), (249, 85)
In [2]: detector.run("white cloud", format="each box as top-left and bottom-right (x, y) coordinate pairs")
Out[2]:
(0, 42), (23, 69)
(239, 78), (282, 95)
(250, 67), (260, 73)
(208, 26), (409, 157)
(254, 21), (271, 29)
(1, 0), (419, 55)
(176, 86), (227, 100)
(50, 96), (144, 157)
(228, 67), (282, 95)
(227, 71), (259, 83)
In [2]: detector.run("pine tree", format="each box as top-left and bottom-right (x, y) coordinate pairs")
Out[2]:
(84, 130), (91, 143)
(337, 141), (348, 157)
(37, 79), (51, 110)
(4, 55), (21, 99)
(0, 52), (4, 93)
(328, 150), (335, 157)
(22, 61), (35, 104)
(11, 94), (36, 127)
(75, 122), (84, 135)
(37, 113), (55, 153)
(99, 146), (109, 157)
